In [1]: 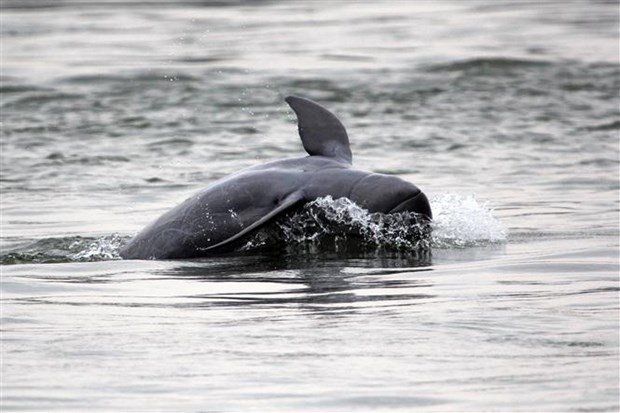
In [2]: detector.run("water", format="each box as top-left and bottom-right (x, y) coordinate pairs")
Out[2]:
(2, 1), (619, 411)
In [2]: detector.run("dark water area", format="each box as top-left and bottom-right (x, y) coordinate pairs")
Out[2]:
(1, 1), (619, 412)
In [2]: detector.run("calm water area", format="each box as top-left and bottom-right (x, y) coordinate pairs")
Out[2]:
(1, 1), (619, 411)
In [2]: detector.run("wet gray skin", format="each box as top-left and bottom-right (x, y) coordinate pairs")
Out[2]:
(120, 96), (432, 259)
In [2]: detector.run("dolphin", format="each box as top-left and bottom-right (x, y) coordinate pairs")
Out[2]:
(120, 96), (432, 260)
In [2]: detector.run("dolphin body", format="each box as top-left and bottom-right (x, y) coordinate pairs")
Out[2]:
(120, 96), (432, 259)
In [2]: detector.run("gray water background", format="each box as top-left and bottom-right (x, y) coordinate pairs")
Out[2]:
(1, 1), (619, 411)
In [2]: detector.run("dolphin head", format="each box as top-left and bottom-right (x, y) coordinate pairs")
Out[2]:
(349, 174), (432, 220)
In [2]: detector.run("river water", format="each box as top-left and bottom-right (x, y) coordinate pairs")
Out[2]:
(2, 1), (619, 412)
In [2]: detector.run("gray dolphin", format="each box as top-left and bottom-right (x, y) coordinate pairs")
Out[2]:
(120, 96), (432, 259)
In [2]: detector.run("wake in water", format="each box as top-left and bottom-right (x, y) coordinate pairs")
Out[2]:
(245, 194), (506, 253)
(1, 234), (126, 265)
(0, 194), (506, 264)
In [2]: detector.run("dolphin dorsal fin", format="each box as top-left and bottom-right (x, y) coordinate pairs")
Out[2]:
(285, 96), (352, 164)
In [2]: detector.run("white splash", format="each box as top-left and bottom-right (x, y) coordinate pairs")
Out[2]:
(430, 193), (507, 248)
(71, 233), (124, 261)
(273, 196), (431, 251)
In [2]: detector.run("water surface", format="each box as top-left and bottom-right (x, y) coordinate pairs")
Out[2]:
(2, 1), (619, 411)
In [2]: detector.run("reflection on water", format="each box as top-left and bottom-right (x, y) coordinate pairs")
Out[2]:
(157, 252), (434, 308)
